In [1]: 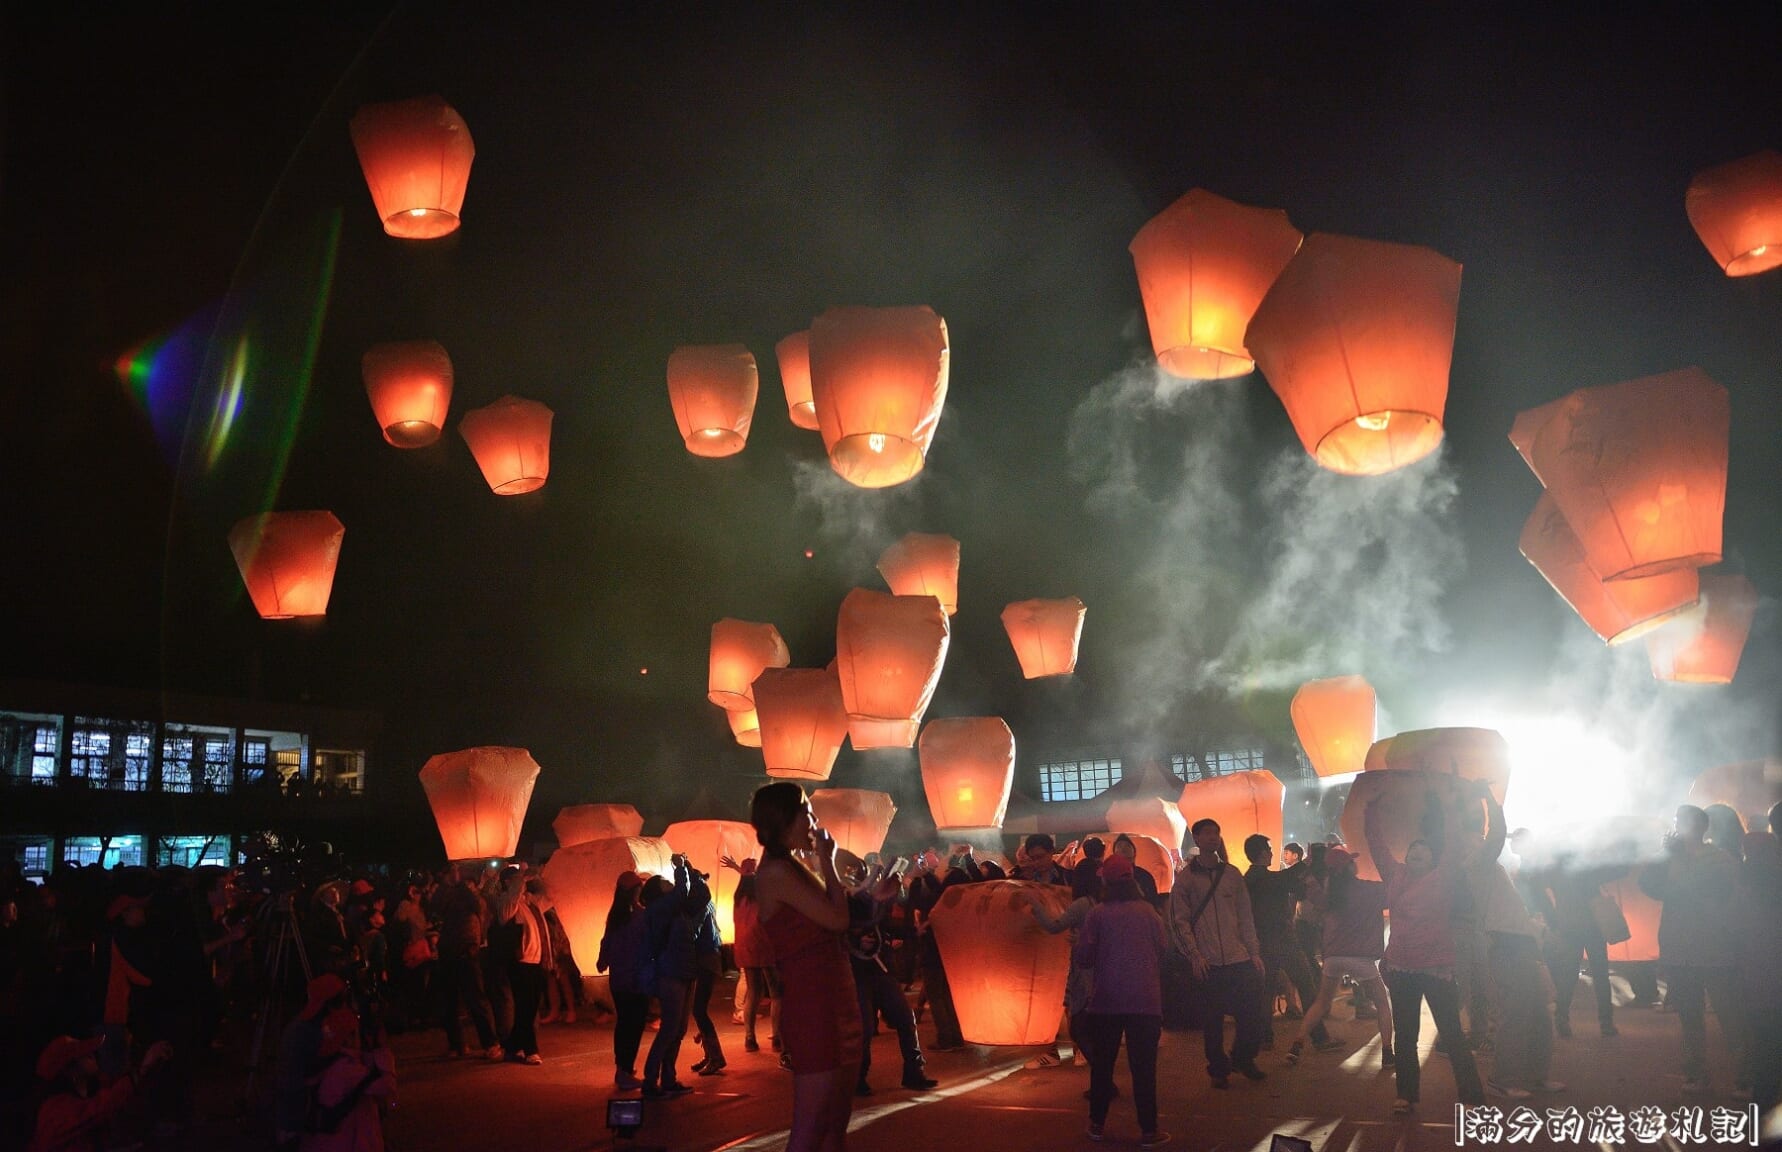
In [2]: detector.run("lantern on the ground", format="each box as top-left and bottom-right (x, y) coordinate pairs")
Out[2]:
(809, 789), (898, 859)
(929, 880), (1072, 1045)
(1177, 770), (1283, 873)
(542, 837), (673, 985)
(1527, 368), (1729, 582)
(919, 718), (1015, 832)
(878, 533), (961, 615)
(668, 344), (758, 457)
(1365, 728), (1511, 806)
(228, 511), (345, 619)
(1647, 574), (1759, 684)
(1246, 233), (1462, 476)
(754, 668), (849, 781)
(808, 305), (949, 488)
(1291, 675), (1378, 778)
(363, 340), (452, 448)
(1001, 597), (1086, 679)
(726, 706), (762, 748)
(348, 96), (474, 240)
(1104, 798), (1187, 857)
(663, 820), (759, 944)
(553, 804), (645, 847)
(459, 395), (553, 494)
(1520, 494), (1700, 645)
(1603, 876), (1662, 965)
(419, 746), (541, 861)
(1084, 831), (1176, 894)
(1685, 150), (1782, 277)
(775, 331), (819, 430)
(707, 619), (790, 711)
(1686, 760), (1782, 833)
(1129, 189), (1303, 380)
(1337, 768), (1472, 883)
(835, 588), (950, 748)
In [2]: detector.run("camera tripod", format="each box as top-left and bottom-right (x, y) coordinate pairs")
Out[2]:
(243, 893), (313, 1105)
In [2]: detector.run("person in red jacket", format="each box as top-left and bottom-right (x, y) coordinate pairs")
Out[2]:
(27, 1036), (170, 1152)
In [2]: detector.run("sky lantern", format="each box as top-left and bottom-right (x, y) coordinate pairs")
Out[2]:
(775, 330), (819, 430)
(1177, 770), (1283, 873)
(362, 340), (453, 448)
(663, 820), (759, 944)
(929, 881), (1072, 1045)
(835, 588), (950, 748)
(726, 706), (763, 747)
(1527, 368), (1729, 582)
(542, 837), (673, 988)
(348, 96), (474, 240)
(1647, 573), (1759, 684)
(1246, 233), (1462, 476)
(418, 746), (541, 861)
(1686, 760), (1782, 833)
(552, 804), (645, 847)
(919, 717), (1015, 832)
(1338, 768), (1473, 883)
(1603, 876), (1662, 965)
(228, 511), (344, 619)
(754, 668), (849, 781)
(1685, 149), (1782, 277)
(1507, 396), (1567, 482)
(1520, 494), (1700, 645)
(1291, 675), (1378, 778)
(1365, 728), (1511, 806)
(707, 619), (790, 711)
(808, 305), (949, 488)
(808, 789), (898, 859)
(877, 532), (961, 615)
(667, 344), (758, 457)
(459, 395), (553, 494)
(1083, 831), (1176, 894)
(1104, 797), (1187, 856)
(1000, 597), (1086, 679)
(1128, 189), (1303, 380)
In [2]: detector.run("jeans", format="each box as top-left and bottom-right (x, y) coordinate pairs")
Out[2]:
(644, 976), (693, 1088)
(1384, 968), (1485, 1104)
(1261, 947), (1329, 1046)
(505, 961), (544, 1057)
(1548, 925), (1613, 1028)
(1200, 962), (1265, 1078)
(1667, 964), (1745, 1084)
(438, 949), (499, 1052)
(613, 990), (650, 1077)
(1486, 934), (1552, 1089)
(1084, 1013), (1161, 1132)
(853, 958), (925, 1084)
(691, 958), (725, 1064)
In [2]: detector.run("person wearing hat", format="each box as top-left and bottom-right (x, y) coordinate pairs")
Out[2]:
(301, 1005), (395, 1152)
(1284, 846), (1395, 1069)
(27, 1035), (171, 1152)
(275, 973), (350, 1149)
(1074, 852), (1171, 1148)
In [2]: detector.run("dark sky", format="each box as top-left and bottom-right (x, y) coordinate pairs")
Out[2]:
(2, 3), (1777, 832)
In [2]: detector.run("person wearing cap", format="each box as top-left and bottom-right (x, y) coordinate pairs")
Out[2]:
(28, 1034), (171, 1152)
(275, 973), (349, 1148)
(1284, 846), (1394, 1069)
(301, 1005), (394, 1152)
(1074, 853), (1171, 1148)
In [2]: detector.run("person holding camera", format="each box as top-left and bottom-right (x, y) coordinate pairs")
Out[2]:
(847, 859), (937, 1096)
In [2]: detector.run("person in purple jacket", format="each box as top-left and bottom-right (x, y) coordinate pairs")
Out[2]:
(1074, 855), (1172, 1149)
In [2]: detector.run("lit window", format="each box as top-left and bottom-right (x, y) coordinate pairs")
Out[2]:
(32, 725), (58, 783)
(62, 835), (145, 869)
(1171, 747), (1266, 782)
(1038, 757), (1123, 802)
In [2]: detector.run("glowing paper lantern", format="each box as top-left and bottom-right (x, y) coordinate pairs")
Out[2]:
(808, 789), (898, 859)
(418, 746), (542, 861)
(542, 836), (673, 984)
(363, 340), (453, 448)
(1084, 831), (1176, 894)
(1177, 770), (1283, 874)
(1527, 368), (1729, 581)
(1520, 494), (1700, 645)
(929, 880), (1072, 1045)
(1508, 396), (1566, 481)
(1104, 798), (1187, 857)
(1685, 150), (1782, 277)
(1647, 574), (1759, 684)
(459, 395), (553, 494)
(667, 344), (758, 457)
(1291, 676), (1378, 779)
(775, 330), (819, 430)
(919, 718), (1015, 832)
(663, 820), (759, 944)
(835, 589), (950, 749)
(1365, 728), (1512, 806)
(1337, 768), (1472, 883)
(878, 533), (961, 615)
(1128, 189), (1303, 380)
(348, 96), (474, 240)
(228, 511), (345, 619)
(726, 706), (762, 748)
(754, 668), (849, 781)
(707, 619), (791, 711)
(1000, 597), (1086, 679)
(553, 804), (645, 847)
(808, 305), (949, 488)
(1603, 876), (1662, 964)
(1246, 233), (1462, 476)
(1686, 759), (1782, 832)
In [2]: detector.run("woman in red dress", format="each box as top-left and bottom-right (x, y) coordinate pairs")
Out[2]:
(751, 782), (861, 1152)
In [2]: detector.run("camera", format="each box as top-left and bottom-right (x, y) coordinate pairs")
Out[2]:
(607, 1097), (643, 1134)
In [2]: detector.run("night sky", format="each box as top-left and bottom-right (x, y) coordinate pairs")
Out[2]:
(3, 3), (1777, 839)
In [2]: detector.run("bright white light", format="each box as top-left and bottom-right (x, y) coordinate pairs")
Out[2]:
(867, 432), (887, 453)
(1495, 715), (1634, 837)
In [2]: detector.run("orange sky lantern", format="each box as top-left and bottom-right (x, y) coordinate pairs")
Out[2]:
(552, 804), (645, 847)
(1685, 149), (1782, 277)
(877, 532), (961, 615)
(667, 344), (758, 457)
(1364, 728), (1511, 806)
(362, 340), (453, 448)
(775, 330), (819, 430)
(459, 395), (553, 494)
(1128, 189), (1303, 380)
(1521, 493), (1700, 645)
(1104, 797), (1186, 856)
(348, 96), (474, 240)
(663, 820), (759, 944)
(1508, 395), (1568, 483)
(1604, 876), (1662, 965)
(930, 881), (1072, 1045)
(1527, 368), (1729, 582)
(707, 619), (790, 711)
(1686, 759), (1781, 832)
(919, 717), (1015, 832)
(726, 705), (762, 748)
(808, 305), (949, 488)
(1291, 675), (1378, 779)
(1177, 770), (1283, 874)
(542, 837), (673, 988)
(1647, 573), (1759, 684)
(754, 668), (849, 781)
(1083, 831), (1176, 894)
(808, 789), (898, 859)
(228, 511), (345, 619)
(1246, 233), (1462, 476)
(418, 746), (541, 861)
(1338, 768), (1473, 883)
(1000, 597), (1085, 679)
(835, 588), (950, 748)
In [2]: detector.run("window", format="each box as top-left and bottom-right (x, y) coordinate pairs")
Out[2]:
(275, 748), (303, 787)
(22, 842), (50, 876)
(157, 835), (231, 868)
(1171, 747), (1266, 782)
(243, 738), (270, 785)
(2, 716), (62, 785)
(62, 835), (145, 869)
(162, 736), (195, 793)
(1038, 757), (1123, 802)
(32, 726), (57, 783)
(314, 750), (364, 793)
(69, 720), (153, 791)
(202, 737), (234, 793)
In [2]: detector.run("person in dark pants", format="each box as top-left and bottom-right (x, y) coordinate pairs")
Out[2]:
(1076, 854), (1171, 1148)
(1509, 828), (1619, 1038)
(847, 876), (936, 1094)
(908, 857), (966, 1050)
(1167, 819), (1267, 1089)
(1242, 835), (1333, 1052)
(687, 870), (728, 1076)
(641, 857), (698, 1097)
(499, 875), (552, 1065)
(434, 870), (501, 1060)
(596, 871), (649, 1090)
